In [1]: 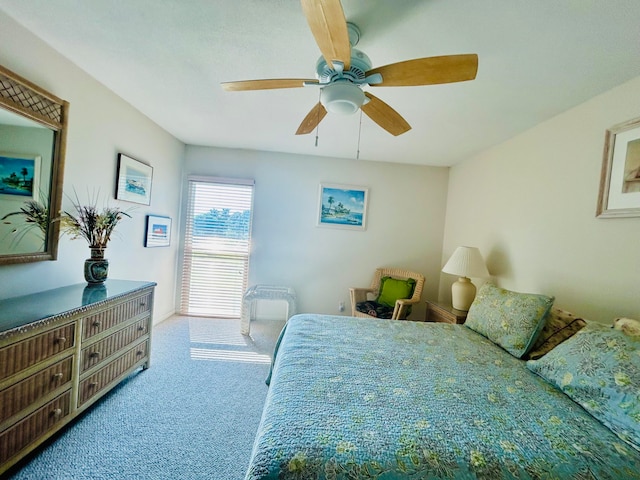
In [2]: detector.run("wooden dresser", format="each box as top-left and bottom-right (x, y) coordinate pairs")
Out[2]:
(0, 280), (155, 475)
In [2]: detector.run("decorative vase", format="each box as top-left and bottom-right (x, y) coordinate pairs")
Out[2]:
(84, 247), (109, 284)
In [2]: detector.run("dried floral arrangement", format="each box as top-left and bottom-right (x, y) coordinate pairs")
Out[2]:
(60, 191), (132, 249)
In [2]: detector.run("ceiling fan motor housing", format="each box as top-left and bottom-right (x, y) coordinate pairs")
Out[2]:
(315, 48), (372, 84)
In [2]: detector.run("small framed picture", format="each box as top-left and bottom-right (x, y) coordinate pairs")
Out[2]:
(116, 153), (153, 205)
(144, 215), (171, 247)
(317, 183), (369, 231)
(597, 116), (640, 218)
(0, 153), (40, 200)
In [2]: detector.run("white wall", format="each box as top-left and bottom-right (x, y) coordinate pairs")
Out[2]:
(184, 146), (449, 320)
(442, 75), (640, 324)
(0, 11), (184, 322)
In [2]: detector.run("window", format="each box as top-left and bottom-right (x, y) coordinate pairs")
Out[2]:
(180, 177), (254, 317)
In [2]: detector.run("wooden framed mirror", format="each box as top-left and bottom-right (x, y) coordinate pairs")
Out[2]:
(0, 65), (68, 264)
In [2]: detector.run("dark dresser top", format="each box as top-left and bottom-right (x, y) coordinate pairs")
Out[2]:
(0, 279), (156, 337)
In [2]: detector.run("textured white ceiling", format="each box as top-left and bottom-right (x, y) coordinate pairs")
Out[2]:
(1, 0), (639, 166)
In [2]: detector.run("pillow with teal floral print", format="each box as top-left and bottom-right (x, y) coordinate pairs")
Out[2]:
(527, 323), (640, 452)
(464, 283), (554, 358)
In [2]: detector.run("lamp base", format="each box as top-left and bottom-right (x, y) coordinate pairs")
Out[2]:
(451, 277), (476, 311)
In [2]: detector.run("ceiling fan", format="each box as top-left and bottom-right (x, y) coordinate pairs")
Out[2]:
(221, 0), (478, 137)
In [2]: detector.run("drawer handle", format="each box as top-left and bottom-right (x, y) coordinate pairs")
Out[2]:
(56, 337), (66, 345)
(137, 326), (145, 332)
(136, 350), (144, 356)
(89, 351), (101, 359)
(88, 382), (99, 388)
(140, 302), (146, 307)
(51, 408), (63, 418)
(52, 372), (64, 381)
(92, 320), (102, 327)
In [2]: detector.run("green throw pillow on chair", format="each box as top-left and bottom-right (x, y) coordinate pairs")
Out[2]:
(376, 276), (416, 308)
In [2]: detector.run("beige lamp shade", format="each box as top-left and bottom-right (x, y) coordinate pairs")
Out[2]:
(442, 246), (490, 311)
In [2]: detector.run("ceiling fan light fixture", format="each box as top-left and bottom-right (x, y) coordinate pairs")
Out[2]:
(320, 82), (365, 115)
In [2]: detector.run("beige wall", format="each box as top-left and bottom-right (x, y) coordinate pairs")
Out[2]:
(183, 146), (449, 319)
(0, 11), (184, 322)
(442, 76), (640, 323)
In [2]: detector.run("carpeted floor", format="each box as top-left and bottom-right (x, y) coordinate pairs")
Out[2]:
(5, 315), (285, 480)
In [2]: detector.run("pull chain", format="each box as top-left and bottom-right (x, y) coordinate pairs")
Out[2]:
(315, 90), (321, 147)
(356, 109), (363, 159)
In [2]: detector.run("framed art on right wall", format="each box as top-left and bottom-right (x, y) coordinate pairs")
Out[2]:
(597, 116), (640, 218)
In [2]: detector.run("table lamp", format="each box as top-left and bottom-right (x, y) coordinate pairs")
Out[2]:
(442, 246), (490, 311)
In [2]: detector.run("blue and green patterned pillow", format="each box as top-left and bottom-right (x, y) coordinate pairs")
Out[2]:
(527, 323), (640, 452)
(464, 283), (554, 358)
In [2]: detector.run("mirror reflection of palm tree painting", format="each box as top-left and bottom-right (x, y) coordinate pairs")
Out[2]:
(0, 153), (40, 199)
(317, 183), (369, 230)
(115, 153), (153, 205)
(622, 138), (640, 194)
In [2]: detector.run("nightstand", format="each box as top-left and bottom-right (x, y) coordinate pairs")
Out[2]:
(425, 300), (468, 324)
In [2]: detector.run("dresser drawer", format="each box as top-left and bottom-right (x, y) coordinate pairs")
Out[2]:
(81, 318), (149, 373)
(81, 292), (152, 340)
(0, 357), (72, 424)
(78, 340), (148, 407)
(0, 391), (71, 465)
(0, 324), (75, 382)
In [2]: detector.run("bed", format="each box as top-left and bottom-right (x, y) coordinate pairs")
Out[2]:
(246, 284), (640, 479)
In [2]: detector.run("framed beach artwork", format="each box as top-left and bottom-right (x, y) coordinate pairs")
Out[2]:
(115, 153), (153, 205)
(144, 215), (172, 247)
(597, 116), (640, 218)
(0, 153), (40, 200)
(317, 183), (369, 230)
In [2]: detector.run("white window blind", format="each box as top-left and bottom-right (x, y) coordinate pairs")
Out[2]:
(180, 177), (254, 317)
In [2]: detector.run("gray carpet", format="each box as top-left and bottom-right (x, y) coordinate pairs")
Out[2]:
(6, 316), (285, 480)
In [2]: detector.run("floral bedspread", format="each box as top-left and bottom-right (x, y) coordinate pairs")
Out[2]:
(245, 314), (640, 479)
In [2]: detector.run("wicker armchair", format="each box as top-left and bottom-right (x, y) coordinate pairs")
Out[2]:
(349, 267), (425, 320)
